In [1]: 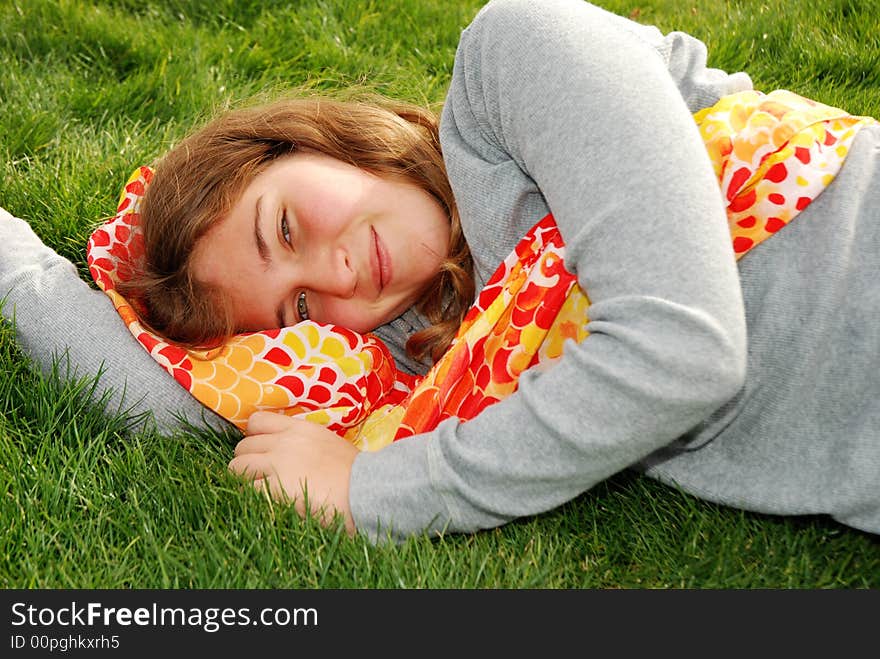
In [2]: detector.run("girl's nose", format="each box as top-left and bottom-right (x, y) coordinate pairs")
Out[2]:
(304, 246), (357, 298)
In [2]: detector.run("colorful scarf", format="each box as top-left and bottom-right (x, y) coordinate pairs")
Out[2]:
(87, 90), (875, 450)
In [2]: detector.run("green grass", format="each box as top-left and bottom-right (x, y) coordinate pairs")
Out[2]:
(1, 0), (878, 589)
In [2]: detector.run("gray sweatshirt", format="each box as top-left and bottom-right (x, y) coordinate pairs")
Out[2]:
(1, 0), (877, 542)
(358, 0), (880, 540)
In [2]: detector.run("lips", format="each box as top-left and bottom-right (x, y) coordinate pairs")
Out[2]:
(370, 226), (391, 295)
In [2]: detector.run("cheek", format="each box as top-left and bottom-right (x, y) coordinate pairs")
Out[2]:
(206, 267), (275, 331)
(322, 297), (415, 334)
(410, 234), (448, 286)
(414, 206), (452, 265)
(229, 295), (274, 331)
(297, 189), (353, 236)
(317, 300), (376, 333)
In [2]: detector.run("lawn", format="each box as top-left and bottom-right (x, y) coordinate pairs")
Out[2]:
(1, 0), (878, 589)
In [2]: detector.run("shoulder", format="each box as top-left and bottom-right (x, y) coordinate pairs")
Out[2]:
(464, 0), (630, 36)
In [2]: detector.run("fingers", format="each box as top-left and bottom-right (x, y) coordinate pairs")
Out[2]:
(228, 453), (278, 479)
(251, 477), (332, 525)
(251, 475), (297, 505)
(229, 454), (304, 506)
(236, 411), (309, 456)
(233, 433), (281, 457)
(246, 410), (301, 435)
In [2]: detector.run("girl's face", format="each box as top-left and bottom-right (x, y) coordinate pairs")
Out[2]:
(190, 151), (451, 334)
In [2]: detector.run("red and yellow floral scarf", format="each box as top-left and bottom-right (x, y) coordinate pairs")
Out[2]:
(87, 90), (875, 450)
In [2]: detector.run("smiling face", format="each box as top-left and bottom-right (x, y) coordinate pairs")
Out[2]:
(190, 150), (451, 334)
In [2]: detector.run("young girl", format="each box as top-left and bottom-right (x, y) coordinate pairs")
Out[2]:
(1, 0), (877, 541)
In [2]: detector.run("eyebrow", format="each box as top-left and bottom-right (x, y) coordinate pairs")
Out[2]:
(254, 197), (285, 327)
(254, 196), (271, 267)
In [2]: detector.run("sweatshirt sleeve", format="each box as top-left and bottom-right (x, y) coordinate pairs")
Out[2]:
(0, 206), (230, 434)
(349, 0), (748, 542)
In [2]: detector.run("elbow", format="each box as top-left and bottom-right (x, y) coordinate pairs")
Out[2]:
(590, 296), (747, 417)
(704, 330), (747, 408)
(665, 292), (748, 413)
(684, 310), (747, 414)
(463, 0), (599, 51)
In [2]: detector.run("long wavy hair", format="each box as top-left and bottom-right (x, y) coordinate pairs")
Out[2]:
(121, 94), (474, 365)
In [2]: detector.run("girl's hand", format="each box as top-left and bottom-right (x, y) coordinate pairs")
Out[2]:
(229, 411), (358, 536)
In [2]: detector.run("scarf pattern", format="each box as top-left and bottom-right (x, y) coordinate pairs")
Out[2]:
(87, 90), (875, 449)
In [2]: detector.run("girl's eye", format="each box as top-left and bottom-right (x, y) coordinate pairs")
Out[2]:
(281, 210), (291, 245)
(296, 291), (310, 322)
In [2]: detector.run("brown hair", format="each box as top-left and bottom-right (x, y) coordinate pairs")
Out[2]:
(123, 94), (474, 365)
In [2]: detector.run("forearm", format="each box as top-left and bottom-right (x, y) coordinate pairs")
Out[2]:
(0, 207), (229, 434)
